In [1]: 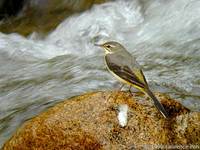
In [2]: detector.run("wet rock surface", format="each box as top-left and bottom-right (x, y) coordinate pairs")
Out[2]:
(0, 0), (109, 35)
(3, 91), (200, 149)
(0, 0), (26, 19)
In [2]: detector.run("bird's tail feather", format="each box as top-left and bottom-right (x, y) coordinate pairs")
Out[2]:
(145, 89), (169, 118)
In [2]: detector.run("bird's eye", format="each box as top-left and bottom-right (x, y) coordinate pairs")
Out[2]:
(106, 45), (111, 48)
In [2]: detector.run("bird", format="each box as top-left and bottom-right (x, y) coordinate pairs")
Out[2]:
(95, 41), (169, 118)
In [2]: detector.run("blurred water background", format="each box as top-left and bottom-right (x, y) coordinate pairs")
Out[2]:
(0, 0), (200, 147)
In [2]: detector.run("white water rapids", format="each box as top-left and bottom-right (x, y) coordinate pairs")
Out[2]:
(0, 0), (200, 146)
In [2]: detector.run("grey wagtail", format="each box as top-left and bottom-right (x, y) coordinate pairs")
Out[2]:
(95, 41), (169, 118)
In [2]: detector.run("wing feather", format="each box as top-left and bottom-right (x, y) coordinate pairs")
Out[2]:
(105, 56), (146, 88)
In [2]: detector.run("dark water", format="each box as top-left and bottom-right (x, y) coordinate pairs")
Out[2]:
(0, 0), (200, 147)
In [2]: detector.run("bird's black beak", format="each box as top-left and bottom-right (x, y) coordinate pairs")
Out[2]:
(94, 43), (103, 47)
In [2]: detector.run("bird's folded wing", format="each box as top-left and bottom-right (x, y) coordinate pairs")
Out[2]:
(106, 61), (146, 88)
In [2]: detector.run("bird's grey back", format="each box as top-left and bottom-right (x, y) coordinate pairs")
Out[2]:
(106, 49), (141, 70)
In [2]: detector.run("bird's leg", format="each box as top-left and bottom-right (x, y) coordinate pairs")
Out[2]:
(107, 84), (125, 112)
(118, 84), (125, 92)
(107, 84), (124, 102)
(128, 85), (131, 92)
(128, 85), (134, 97)
(113, 84), (125, 102)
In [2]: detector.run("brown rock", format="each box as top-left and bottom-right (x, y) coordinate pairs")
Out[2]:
(3, 91), (200, 150)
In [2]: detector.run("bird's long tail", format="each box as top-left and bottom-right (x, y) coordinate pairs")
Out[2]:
(145, 88), (169, 118)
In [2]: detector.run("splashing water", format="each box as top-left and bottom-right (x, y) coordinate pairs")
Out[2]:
(0, 0), (200, 146)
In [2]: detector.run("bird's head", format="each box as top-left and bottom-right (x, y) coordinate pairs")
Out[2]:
(95, 41), (125, 54)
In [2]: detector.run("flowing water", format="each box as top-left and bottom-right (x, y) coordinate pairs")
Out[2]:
(0, 0), (200, 146)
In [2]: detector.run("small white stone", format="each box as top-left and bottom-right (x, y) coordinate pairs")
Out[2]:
(117, 104), (128, 127)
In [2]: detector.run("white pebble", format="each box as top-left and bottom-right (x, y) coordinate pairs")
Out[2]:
(117, 104), (128, 127)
